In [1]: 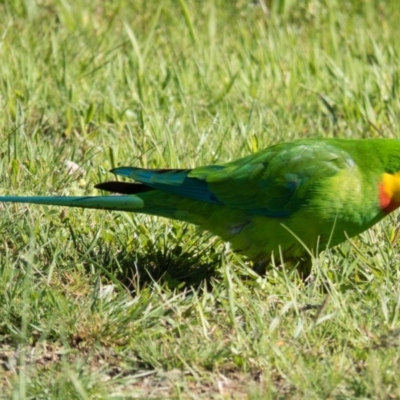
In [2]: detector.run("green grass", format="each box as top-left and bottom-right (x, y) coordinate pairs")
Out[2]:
(1, 0), (400, 398)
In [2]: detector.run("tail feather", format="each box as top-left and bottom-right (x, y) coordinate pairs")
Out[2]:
(0, 195), (145, 211)
(95, 181), (154, 195)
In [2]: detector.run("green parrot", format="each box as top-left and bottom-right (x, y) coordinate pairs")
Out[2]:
(1, 138), (400, 277)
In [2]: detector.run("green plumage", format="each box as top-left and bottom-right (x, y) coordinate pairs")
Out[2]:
(2, 138), (400, 276)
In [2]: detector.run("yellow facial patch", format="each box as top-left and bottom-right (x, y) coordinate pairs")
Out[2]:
(379, 172), (400, 213)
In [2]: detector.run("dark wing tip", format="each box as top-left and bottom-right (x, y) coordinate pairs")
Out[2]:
(95, 181), (154, 195)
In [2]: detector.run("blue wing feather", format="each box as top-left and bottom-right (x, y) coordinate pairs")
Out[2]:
(112, 167), (223, 204)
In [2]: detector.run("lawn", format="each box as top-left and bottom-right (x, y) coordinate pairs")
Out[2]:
(1, 0), (400, 398)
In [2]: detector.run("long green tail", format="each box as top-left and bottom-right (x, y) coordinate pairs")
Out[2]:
(0, 195), (145, 211)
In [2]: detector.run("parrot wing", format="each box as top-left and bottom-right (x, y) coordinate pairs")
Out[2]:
(108, 140), (357, 218)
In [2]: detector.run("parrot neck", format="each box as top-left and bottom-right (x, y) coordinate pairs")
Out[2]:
(379, 172), (400, 214)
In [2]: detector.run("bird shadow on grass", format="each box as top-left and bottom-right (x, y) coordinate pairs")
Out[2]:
(112, 245), (221, 292)
(68, 226), (224, 293)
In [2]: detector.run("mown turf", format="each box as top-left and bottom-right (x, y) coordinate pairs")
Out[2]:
(1, 0), (400, 398)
